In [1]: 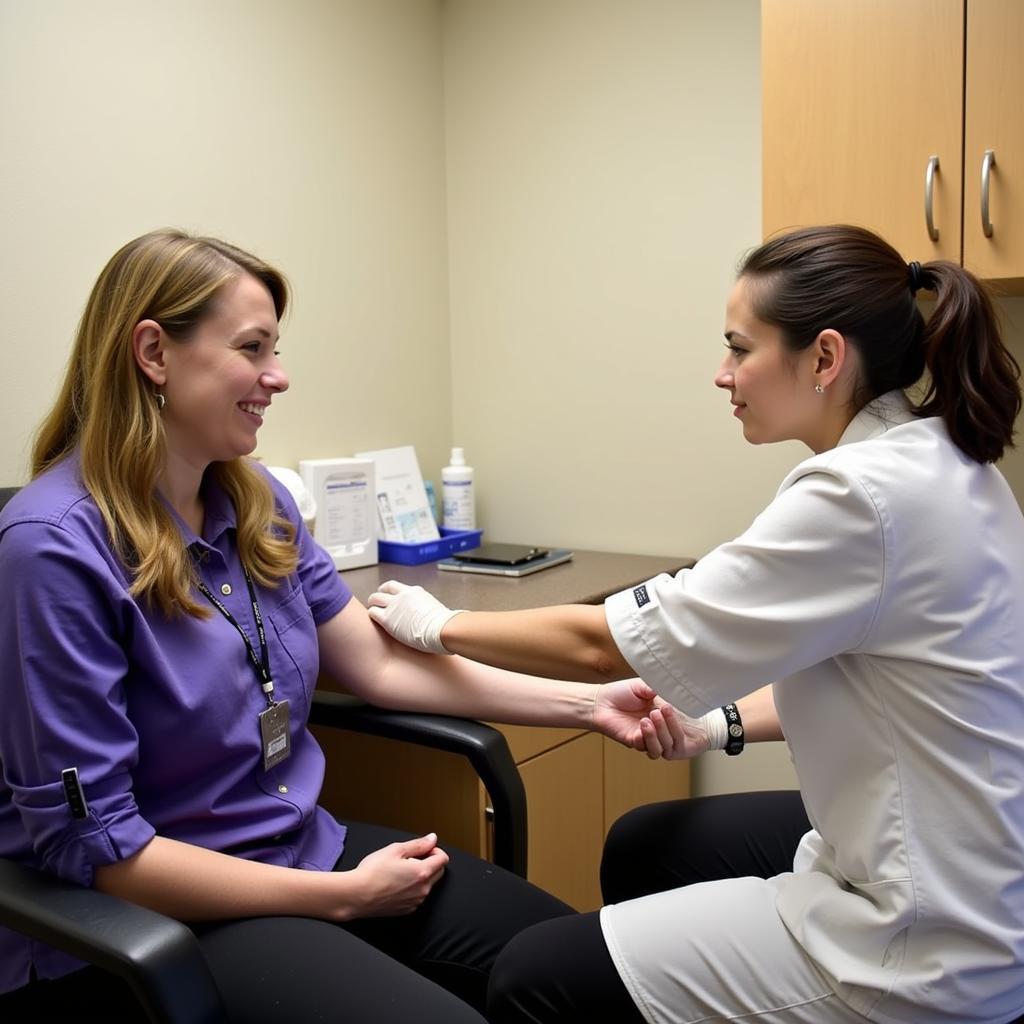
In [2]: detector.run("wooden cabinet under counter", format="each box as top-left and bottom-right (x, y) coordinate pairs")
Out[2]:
(313, 721), (691, 912)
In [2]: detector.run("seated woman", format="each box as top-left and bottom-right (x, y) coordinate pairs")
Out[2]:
(0, 230), (663, 1023)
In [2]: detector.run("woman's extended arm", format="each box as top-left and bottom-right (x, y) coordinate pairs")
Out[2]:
(317, 598), (657, 750)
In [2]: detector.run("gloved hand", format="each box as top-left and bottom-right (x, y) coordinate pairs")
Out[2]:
(366, 580), (464, 655)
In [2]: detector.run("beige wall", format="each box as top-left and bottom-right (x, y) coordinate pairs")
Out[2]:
(442, 0), (802, 796)
(0, 0), (453, 486)
(443, 0), (802, 562)
(3, 0), (1022, 798)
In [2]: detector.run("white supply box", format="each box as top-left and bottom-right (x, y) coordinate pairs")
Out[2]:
(298, 458), (377, 570)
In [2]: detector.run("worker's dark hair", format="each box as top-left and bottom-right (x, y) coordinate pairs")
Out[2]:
(739, 224), (1021, 463)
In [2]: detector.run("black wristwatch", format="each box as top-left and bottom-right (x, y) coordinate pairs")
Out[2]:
(722, 703), (744, 756)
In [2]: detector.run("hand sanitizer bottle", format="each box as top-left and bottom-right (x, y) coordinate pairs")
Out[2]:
(442, 447), (475, 531)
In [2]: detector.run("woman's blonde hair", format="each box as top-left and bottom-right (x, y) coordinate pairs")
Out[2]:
(32, 229), (298, 617)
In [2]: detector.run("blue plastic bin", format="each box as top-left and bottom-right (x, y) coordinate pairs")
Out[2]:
(377, 527), (483, 565)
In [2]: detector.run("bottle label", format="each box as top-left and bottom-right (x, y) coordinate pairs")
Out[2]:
(443, 480), (475, 529)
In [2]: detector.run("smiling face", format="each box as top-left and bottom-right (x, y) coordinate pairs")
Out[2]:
(159, 272), (288, 470)
(715, 275), (829, 449)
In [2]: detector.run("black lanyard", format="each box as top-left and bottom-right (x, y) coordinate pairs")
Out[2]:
(196, 565), (276, 707)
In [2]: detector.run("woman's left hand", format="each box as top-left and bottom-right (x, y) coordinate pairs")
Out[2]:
(592, 679), (664, 750)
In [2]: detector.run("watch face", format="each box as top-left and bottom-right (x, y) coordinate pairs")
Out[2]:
(729, 723), (744, 737)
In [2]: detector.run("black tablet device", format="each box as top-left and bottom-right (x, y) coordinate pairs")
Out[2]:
(437, 548), (573, 577)
(451, 543), (549, 566)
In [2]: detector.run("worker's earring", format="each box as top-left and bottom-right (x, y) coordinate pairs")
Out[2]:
(814, 383), (824, 394)
(155, 391), (166, 411)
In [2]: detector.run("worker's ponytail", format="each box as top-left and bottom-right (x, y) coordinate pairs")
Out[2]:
(914, 260), (1020, 464)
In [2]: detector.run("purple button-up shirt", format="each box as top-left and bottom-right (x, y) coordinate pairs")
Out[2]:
(0, 455), (352, 992)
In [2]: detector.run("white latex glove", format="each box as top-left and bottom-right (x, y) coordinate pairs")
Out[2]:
(366, 580), (464, 655)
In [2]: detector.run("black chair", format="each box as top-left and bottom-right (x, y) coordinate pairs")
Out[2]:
(0, 484), (527, 1022)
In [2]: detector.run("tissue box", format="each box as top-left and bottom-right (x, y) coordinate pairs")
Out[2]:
(377, 528), (483, 565)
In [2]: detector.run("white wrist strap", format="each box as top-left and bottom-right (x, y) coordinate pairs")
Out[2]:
(432, 608), (466, 654)
(699, 707), (729, 751)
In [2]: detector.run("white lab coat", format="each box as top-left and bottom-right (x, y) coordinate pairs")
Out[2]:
(603, 391), (1024, 1024)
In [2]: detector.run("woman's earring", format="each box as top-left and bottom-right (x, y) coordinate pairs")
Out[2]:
(814, 383), (824, 394)
(156, 392), (166, 411)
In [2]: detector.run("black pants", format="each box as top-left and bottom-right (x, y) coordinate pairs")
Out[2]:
(0, 820), (573, 1023)
(487, 790), (811, 1023)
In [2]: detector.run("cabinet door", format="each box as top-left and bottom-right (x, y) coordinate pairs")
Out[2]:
(490, 722), (587, 763)
(518, 733), (605, 912)
(963, 0), (1024, 283)
(762, 0), (963, 261)
(602, 736), (690, 835)
(311, 725), (488, 857)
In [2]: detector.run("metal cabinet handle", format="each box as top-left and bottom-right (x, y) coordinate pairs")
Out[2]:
(981, 149), (996, 238)
(924, 155), (940, 242)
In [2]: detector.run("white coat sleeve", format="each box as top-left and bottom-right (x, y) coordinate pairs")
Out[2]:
(604, 465), (886, 715)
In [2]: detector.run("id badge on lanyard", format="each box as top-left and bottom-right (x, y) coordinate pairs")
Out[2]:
(196, 565), (292, 771)
(258, 700), (291, 771)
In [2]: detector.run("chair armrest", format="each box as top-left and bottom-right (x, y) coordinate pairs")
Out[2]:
(309, 690), (528, 878)
(0, 858), (224, 1024)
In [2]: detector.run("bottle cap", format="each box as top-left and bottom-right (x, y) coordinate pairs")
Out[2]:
(450, 447), (465, 465)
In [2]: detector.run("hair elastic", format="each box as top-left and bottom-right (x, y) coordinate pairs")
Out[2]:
(907, 260), (924, 294)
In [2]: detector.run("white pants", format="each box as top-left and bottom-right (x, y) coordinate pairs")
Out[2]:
(601, 876), (872, 1024)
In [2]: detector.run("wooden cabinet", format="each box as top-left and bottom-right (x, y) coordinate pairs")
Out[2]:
(963, 0), (1024, 281)
(762, 0), (963, 263)
(762, 0), (1024, 289)
(515, 733), (606, 911)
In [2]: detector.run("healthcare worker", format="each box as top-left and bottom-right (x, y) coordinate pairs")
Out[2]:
(368, 224), (1024, 1024)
